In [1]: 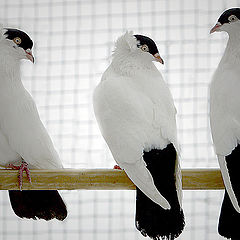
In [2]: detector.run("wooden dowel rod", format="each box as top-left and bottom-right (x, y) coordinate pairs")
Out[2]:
(0, 168), (224, 190)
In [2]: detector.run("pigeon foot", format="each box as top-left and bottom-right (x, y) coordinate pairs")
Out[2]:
(114, 165), (122, 170)
(8, 161), (31, 190)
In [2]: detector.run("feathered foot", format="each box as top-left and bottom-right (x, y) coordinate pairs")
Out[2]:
(8, 160), (31, 190)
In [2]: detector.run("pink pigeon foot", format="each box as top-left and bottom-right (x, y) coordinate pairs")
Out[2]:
(114, 165), (122, 170)
(8, 161), (31, 190)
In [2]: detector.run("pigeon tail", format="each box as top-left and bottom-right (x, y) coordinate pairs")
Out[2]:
(135, 143), (185, 240)
(9, 190), (67, 221)
(218, 145), (240, 238)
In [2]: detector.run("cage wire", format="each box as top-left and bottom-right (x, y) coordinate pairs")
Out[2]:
(0, 0), (237, 239)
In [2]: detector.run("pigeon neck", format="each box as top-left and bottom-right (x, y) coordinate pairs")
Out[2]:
(111, 53), (155, 76)
(223, 34), (240, 61)
(0, 54), (22, 88)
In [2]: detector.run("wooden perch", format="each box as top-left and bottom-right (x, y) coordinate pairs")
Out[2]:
(0, 168), (224, 190)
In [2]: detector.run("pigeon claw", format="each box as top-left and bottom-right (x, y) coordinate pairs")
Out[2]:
(113, 165), (122, 170)
(8, 161), (32, 190)
(7, 163), (20, 170)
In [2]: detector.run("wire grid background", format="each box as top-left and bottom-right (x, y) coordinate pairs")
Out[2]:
(0, 0), (236, 239)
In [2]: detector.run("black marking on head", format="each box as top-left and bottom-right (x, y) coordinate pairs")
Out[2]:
(134, 35), (159, 56)
(218, 8), (240, 25)
(4, 28), (33, 50)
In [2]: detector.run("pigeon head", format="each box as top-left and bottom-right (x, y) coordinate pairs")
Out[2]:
(134, 34), (164, 64)
(0, 28), (34, 63)
(114, 31), (164, 64)
(210, 8), (240, 34)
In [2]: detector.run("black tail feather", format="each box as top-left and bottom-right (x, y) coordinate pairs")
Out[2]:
(9, 190), (67, 221)
(135, 143), (185, 240)
(218, 145), (240, 239)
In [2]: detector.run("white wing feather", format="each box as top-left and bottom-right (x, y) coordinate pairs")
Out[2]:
(0, 87), (62, 169)
(210, 64), (240, 156)
(175, 156), (183, 207)
(120, 161), (170, 209)
(218, 154), (240, 213)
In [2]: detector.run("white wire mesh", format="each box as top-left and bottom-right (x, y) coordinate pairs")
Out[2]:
(0, 0), (238, 239)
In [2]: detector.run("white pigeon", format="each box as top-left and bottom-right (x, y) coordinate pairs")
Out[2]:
(0, 27), (67, 221)
(210, 8), (240, 239)
(93, 31), (185, 239)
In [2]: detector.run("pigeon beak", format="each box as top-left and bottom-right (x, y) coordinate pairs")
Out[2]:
(210, 22), (222, 34)
(154, 53), (164, 64)
(25, 49), (34, 63)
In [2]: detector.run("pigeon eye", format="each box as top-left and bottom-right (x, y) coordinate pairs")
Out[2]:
(13, 37), (21, 45)
(141, 44), (149, 52)
(228, 15), (238, 22)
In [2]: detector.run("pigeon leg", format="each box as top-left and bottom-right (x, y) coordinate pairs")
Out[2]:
(7, 161), (32, 190)
(113, 165), (122, 170)
(7, 164), (20, 170)
(18, 161), (32, 190)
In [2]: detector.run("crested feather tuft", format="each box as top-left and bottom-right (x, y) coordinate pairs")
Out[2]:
(113, 31), (138, 55)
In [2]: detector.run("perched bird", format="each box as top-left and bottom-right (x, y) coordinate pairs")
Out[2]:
(0, 27), (67, 221)
(93, 31), (185, 239)
(210, 8), (240, 239)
